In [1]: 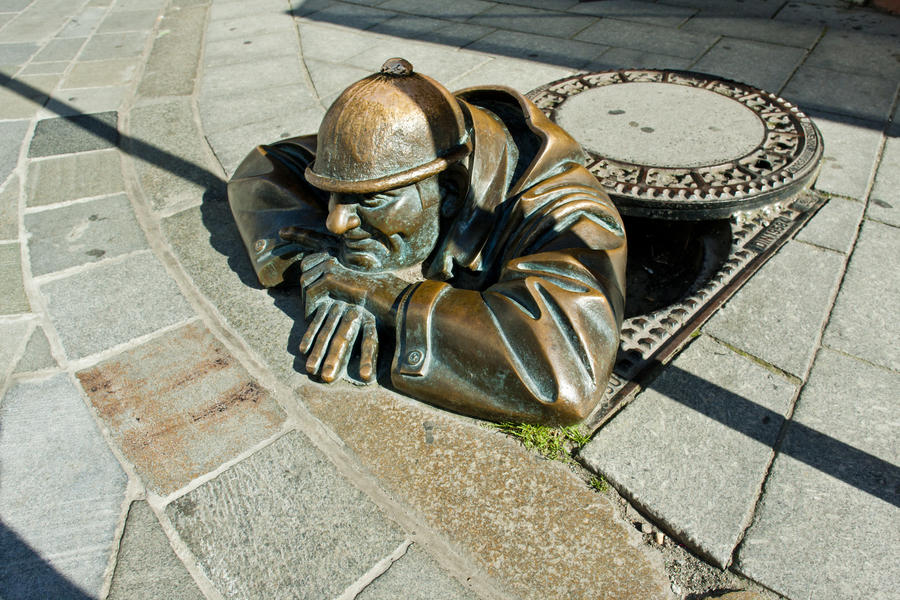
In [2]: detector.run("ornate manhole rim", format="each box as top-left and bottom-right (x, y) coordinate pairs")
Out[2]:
(526, 69), (825, 220)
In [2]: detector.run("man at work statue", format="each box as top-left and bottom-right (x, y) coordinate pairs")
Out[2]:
(228, 58), (626, 425)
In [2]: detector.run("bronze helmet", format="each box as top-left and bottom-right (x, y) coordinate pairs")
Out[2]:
(305, 58), (471, 194)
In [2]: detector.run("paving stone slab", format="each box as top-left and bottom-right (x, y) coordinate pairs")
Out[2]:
(203, 28), (297, 69)
(26, 148), (125, 207)
(57, 5), (107, 38)
(343, 41), (491, 90)
(704, 240), (844, 378)
(28, 111), (119, 157)
(368, 14), (450, 38)
(795, 196), (865, 254)
(430, 21), (495, 47)
(205, 12), (297, 43)
(297, 21), (385, 63)
(568, 0), (695, 28)
(0, 78), (47, 119)
(782, 65), (898, 124)
(0, 0), (73, 42)
(0, 174), (18, 240)
(21, 60), (70, 75)
(357, 543), (478, 600)
(40, 250), (194, 359)
(78, 321), (286, 494)
(822, 219), (899, 371)
(25, 193), (148, 276)
(46, 85), (127, 117)
(776, 1), (900, 37)
(108, 501), (205, 600)
(580, 335), (797, 568)
(0, 0), (33, 10)
(0, 41), (38, 66)
(199, 84), (318, 136)
(307, 1), (397, 30)
(469, 4), (596, 38)
(97, 8), (160, 33)
(378, 0), (493, 20)
(805, 29), (900, 80)
(681, 14), (822, 49)
(575, 17), (717, 59)
(0, 320), (30, 378)
(466, 29), (606, 70)
(12, 324), (57, 373)
(654, 0), (784, 18)
(0, 243), (30, 314)
(305, 59), (375, 98)
(138, 4), (206, 97)
(62, 57), (138, 89)
(201, 54), (305, 97)
(446, 55), (575, 94)
(79, 31), (149, 60)
(166, 432), (407, 600)
(0, 373), (127, 598)
(868, 133), (900, 228)
(0, 120), (29, 183)
(691, 38), (806, 94)
(584, 47), (692, 72)
(33, 37), (86, 61)
(810, 112), (886, 201)
(735, 348), (900, 600)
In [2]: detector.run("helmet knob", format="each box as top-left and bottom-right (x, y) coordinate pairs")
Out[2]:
(381, 57), (413, 77)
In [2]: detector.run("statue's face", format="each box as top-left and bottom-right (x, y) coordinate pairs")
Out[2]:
(325, 176), (442, 272)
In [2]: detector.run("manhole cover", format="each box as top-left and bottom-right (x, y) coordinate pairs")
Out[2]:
(527, 70), (824, 219)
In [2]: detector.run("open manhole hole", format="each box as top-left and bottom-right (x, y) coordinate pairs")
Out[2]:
(526, 70), (825, 433)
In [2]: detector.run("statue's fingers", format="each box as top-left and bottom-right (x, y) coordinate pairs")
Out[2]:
(358, 317), (379, 383)
(299, 303), (328, 355)
(305, 302), (343, 375)
(320, 308), (362, 383)
(300, 260), (326, 290)
(301, 251), (331, 272)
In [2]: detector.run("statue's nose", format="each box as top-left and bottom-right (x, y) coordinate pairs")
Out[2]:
(326, 202), (360, 235)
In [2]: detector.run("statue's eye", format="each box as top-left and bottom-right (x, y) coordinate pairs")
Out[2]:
(361, 192), (396, 208)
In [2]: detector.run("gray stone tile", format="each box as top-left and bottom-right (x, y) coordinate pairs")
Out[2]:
(446, 56), (575, 94)
(56, 5), (107, 38)
(466, 29), (607, 70)
(430, 21), (494, 46)
(0, 243), (30, 314)
(116, 0), (167, 9)
(201, 54), (305, 97)
(0, 79), (46, 119)
(166, 432), (407, 599)
(368, 14), (448, 37)
(199, 84), (318, 136)
(343, 41), (491, 89)
(569, 0), (696, 28)
(205, 12), (296, 42)
(62, 58), (138, 88)
(79, 31), (149, 60)
(209, 0), (284, 21)
(25, 193), (148, 276)
(378, 0), (493, 21)
(33, 37), (87, 61)
(795, 196), (865, 254)
(823, 219), (899, 370)
(305, 59), (373, 97)
(108, 501), (205, 600)
(128, 99), (222, 212)
(20, 60), (70, 75)
(0, 320), (30, 378)
(40, 250), (194, 359)
(0, 41), (38, 65)
(297, 21), (381, 62)
(26, 149), (124, 206)
(655, 0), (784, 18)
(0, 374), (127, 598)
(28, 111), (118, 157)
(0, 121), (28, 183)
(681, 14), (822, 49)
(307, 1), (396, 29)
(46, 85), (127, 117)
(290, 0), (336, 17)
(138, 5), (207, 97)
(575, 18), (717, 59)
(584, 47), (692, 72)
(203, 29), (297, 69)
(692, 38), (806, 93)
(97, 8), (160, 33)
(805, 29), (900, 80)
(704, 240), (844, 378)
(782, 65), (898, 124)
(0, 0), (33, 10)
(776, 1), (900, 37)
(734, 349), (900, 600)
(867, 132), (900, 228)
(204, 116), (316, 179)
(810, 112), (884, 200)
(580, 335), (797, 568)
(0, 0), (73, 43)
(0, 174), (18, 240)
(357, 544), (478, 600)
(12, 325), (57, 373)
(469, 4), (596, 38)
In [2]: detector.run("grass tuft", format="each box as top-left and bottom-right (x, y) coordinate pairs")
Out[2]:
(486, 422), (590, 462)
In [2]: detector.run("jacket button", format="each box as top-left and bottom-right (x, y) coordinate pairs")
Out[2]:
(406, 350), (423, 366)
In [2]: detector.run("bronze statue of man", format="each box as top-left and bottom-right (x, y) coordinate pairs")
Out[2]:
(228, 58), (626, 425)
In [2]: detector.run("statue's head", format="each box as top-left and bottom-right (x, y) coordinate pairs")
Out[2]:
(305, 58), (471, 271)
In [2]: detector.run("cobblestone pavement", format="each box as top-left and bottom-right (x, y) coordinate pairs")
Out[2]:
(1, 0), (897, 598)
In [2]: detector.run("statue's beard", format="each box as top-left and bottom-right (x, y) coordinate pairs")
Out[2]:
(339, 232), (408, 272)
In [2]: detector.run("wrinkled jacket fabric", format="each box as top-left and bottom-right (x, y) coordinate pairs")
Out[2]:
(228, 86), (626, 425)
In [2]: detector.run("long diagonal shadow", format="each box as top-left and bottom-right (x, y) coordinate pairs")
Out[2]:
(656, 363), (900, 508)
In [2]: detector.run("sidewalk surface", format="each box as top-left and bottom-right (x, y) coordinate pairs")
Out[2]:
(1, 0), (898, 598)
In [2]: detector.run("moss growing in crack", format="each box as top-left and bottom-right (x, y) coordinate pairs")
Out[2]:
(486, 422), (590, 462)
(589, 475), (608, 493)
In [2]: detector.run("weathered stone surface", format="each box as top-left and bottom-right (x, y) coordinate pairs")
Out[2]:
(79, 31), (150, 61)
(822, 219), (899, 370)
(357, 543), (478, 600)
(0, 120), (29, 182)
(46, 85), (128, 117)
(205, 12), (295, 43)
(782, 65), (898, 123)
(305, 59), (375, 98)
(28, 111), (119, 157)
(775, 1), (900, 37)
(0, 41), (38, 65)
(203, 28), (297, 69)
(378, 0), (491, 20)
(580, 335), (796, 568)
(97, 8), (160, 33)
(204, 114), (318, 178)
(166, 432), (407, 599)
(466, 29), (606, 70)
(26, 149), (125, 207)
(0, 0), (73, 43)
(21, 60), (70, 75)
(575, 18), (717, 59)
(199, 84), (317, 136)
(78, 321), (286, 494)
(445, 56), (574, 94)
(26, 193), (148, 275)
(0, 320), (30, 377)
(804, 29), (900, 79)
(34, 37), (87, 62)
(795, 196), (865, 254)
(569, 0), (695, 28)
(0, 174), (19, 240)
(138, 4), (207, 97)
(691, 38), (806, 93)
(682, 14), (822, 48)
(868, 133), (900, 227)
(810, 112), (886, 200)
(62, 58), (138, 89)
(56, 5), (106, 38)
(735, 348), (900, 599)
(108, 501), (205, 600)
(469, 4), (595, 38)
(307, 2), (396, 30)
(12, 325), (57, 373)
(0, 374), (127, 598)
(40, 250), (194, 359)
(585, 47), (691, 72)
(0, 243), (30, 314)
(297, 21), (385, 63)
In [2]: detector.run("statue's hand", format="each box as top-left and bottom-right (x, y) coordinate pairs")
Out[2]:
(299, 299), (378, 383)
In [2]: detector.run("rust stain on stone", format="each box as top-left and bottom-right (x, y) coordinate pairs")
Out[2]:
(190, 381), (264, 423)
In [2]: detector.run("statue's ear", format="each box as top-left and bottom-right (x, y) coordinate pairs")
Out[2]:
(439, 163), (468, 219)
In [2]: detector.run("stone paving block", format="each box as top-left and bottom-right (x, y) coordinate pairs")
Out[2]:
(378, 0), (493, 21)
(569, 0), (696, 28)
(21, 60), (70, 75)
(575, 18), (717, 59)
(209, 0), (285, 21)
(62, 57), (138, 88)
(26, 149), (124, 207)
(704, 240), (844, 378)
(776, 1), (900, 37)
(306, 59), (374, 98)
(692, 38), (806, 94)
(40, 250), (194, 359)
(0, 320), (30, 378)
(201, 54), (305, 97)
(0, 79), (47, 119)
(33, 37), (87, 62)
(0, 374), (127, 598)
(867, 131), (900, 228)
(12, 324), (57, 373)
(430, 21), (494, 47)
(28, 111), (118, 157)
(128, 99), (222, 212)
(446, 56), (575, 94)
(205, 12), (297, 43)
(469, 4), (596, 38)
(297, 21), (382, 63)
(307, 1), (397, 30)
(166, 432), (407, 599)
(783, 65), (898, 124)
(0, 41), (38, 66)
(809, 112), (884, 200)
(823, 219), (899, 370)
(466, 29), (606, 70)
(344, 41), (491, 89)
(661, 0), (783, 18)
(357, 544), (478, 600)
(290, 0), (336, 17)
(203, 29), (297, 69)
(79, 31), (149, 60)
(97, 8), (160, 33)
(199, 84), (318, 136)
(795, 196), (865, 254)
(584, 47), (692, 72)
(25, 193), (148, 276)
(805, 29), (900, 80)
(0, 0), (32, 10)
(138, 6), (207, 97)
(46, 85), (127, 117)
(78, 321), (286, 494)
(0, 174), (18, 240)
(0, 120), (28, 182)
(368, 14), (449, 38)
(580, 335), (797, 568)
(0, 14), (15, 30)
(56, 5), (107, 38)
(681, 14), (822, 49)
(108, 501), (205, 600)
(0, 0), (73, 42)
(734, 348), (900, 600)
(0, 243), (30, 314)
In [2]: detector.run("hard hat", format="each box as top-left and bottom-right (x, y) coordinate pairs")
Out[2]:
(305, 58), (471, 194)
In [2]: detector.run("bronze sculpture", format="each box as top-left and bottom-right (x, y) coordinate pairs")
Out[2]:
(228, 58), (626, 425)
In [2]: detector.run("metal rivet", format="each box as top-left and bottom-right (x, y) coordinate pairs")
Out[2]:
(254, 239), (267, 253)
(406, 350), (423, 365)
